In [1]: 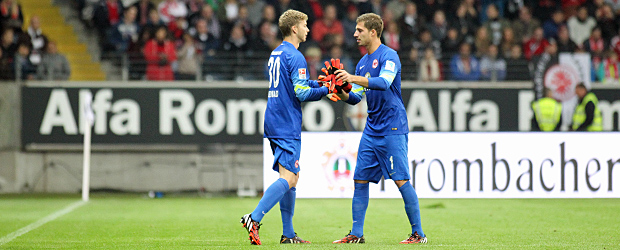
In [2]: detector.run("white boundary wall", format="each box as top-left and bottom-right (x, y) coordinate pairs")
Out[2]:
(264, 132), (620, 198)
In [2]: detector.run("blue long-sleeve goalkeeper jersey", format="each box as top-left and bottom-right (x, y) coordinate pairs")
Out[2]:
(345, 44), (409, 136)
(264, 41), (329, 139)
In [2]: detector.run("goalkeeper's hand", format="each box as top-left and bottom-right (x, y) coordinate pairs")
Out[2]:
(321, 58), (352, 94)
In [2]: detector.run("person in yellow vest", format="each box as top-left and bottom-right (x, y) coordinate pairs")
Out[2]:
(571, 83), (603, 131)
(531, 88), (563, 131)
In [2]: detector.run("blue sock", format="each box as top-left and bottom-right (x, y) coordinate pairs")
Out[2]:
(280, 187), (296, 238)
(251, 178), (289, 222)
(350, 182), (369, 237)
(399, 183), (425, 237)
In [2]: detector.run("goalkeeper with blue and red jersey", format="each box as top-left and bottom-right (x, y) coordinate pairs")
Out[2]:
(240, 9), (332, 245)
(330, 13), (427, 244)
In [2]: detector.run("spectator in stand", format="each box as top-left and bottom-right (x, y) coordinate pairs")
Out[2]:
(109, 6), (139, 53)
(157, 0), (187, 24)
(413, 29), (442, 60)
(480, 44), (507, 81)
(474, 26), (491, 58)
(342, 6), (359, 52)
(505, 44), (530, 80)
(217, 0), (239, 25)
(311, 4), (343, 44)
(398, 2), (425, 52)
(383, 21), (400, 51)
(245, 0), (266, 28)
(442, 27), (462, 59)
(587, 0), (605, 16)
(533, 0), (560, 22)
(303, 0), (324, 27)
(233, 5), (253, 38)
(93, 0), (124, 38)
(419, 47), (442, 81)
(556, 25), (578, 53)
(385, 0), (409, 21)
(604, 0), (620, 15)
(131, 0), (155, 27)
(250, 21), (280, 53)
(143, 26), (176, 80)
(511, 6), (540, 44)
(479, 0), (505, 23)
(324, 45), (353, 73)
(595, 3), (617, 42)
(0, 0), (23, 33)
(333, 0), (356, 21)
(13, 43), (35, 80)
(542, 9), (565, 40)
(562, 0), (586, 17)
(597, 49), (620, 84)
(427, 10), (448, 42)
(1, 28), (16, 61)
(223, 24), (249, 52)
(610, 27), (620, 56)
(168, 16), (188, 43)
(483, 4), (510, 45)
(401, 48), (418, 80)
(257, 5), (277, 40)
(144, 8), (164, 32)
(450, 42), (480, 81)
(451, 3), (477, 44)
(304, 46), (322, 81)
(583, 26), (606, 64)
(25, 15), (47, 66)
(418, 0), (445, 22)
(127, 28), (151, 80)
(500, 27), (518, 57)
(189, 4), (220, 39)
(185, 0), (204, 18)
(504, 0), (525, 20)
(567, 6), (596, 46)
(524, 27), (549, 60)
(176, 32), (199, 80)
(193, 18), (220, 59)
(37, 41), (71, 80)
(0, 48), (12, 80)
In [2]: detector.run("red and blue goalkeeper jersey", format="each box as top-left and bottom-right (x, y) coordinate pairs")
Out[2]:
(264, 41), (328, 139)
(346, 44), (409, 136)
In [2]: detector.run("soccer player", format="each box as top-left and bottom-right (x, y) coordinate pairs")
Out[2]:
(331, 13), (427, 244)
(240, 9), (331, 245)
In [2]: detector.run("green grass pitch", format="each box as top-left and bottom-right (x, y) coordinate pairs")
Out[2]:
(1, 194), (619, 249)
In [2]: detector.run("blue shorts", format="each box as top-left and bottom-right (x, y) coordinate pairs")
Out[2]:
(269, 138), (301, 174)
(354, 133), (410, 183)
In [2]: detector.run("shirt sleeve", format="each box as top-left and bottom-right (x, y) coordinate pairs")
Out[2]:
(290, 54), (328, 102)
(367, 52), (399, 90)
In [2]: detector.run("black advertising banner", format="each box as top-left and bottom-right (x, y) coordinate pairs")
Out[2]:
(21, 85), (620, 148)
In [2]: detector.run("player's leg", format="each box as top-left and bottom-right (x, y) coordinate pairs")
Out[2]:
(334, 134), (381, 244)
(377, 134), (426, 244)
(241, 139), (299, 245)
(278, 166), (309, 243)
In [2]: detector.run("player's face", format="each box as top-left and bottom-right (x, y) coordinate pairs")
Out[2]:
(296, 20), (309, 42)
(354, 22), (370, 46)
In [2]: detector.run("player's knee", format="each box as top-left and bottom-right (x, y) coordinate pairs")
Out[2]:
(394, 180), (410, 188)
(354, 180), (370, 184)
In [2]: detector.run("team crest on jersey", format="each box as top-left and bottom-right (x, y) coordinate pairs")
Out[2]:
(295, 160), (299, 168)
(386, 60), (395, 72)
(372, 59), (378, 68)
(298, 68), (307, 79)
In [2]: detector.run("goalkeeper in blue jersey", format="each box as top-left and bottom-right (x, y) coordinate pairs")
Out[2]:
(240, 9), (331, 245)
(330, 13), (427, 244)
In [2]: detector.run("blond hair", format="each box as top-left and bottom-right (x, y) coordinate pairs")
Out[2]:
(356, 13), (383, 38)
(278, 10), (308, 37)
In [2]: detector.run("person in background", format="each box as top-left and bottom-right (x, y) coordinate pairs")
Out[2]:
(13, 42), (36, 80)
(419, 47), (441, 81)
(25, 15), (47, 66)
(143, 26), (176, 80)
(311, 4), (343, 44)
(480, 44), (506, 81)
(175, 32), (199, 80)
(556, 25), (578, 53)
(36, 41), (71, 80)
(131, 0), (155, 27)
(542, 9), (564, 40)
(531, 87), (562, 131)
(567, 6), (596, 46)
(571, 83), (602, 131)
(511, 6), (540, 44)
(597, 50), (620, 84)
(450, 42), (480, 81)
(523, 27), (549, 60)
(0, 0), (23, 32)
(157, 0), (187, 24)
(483, 4), (510, 45)
(499, 27), (518, 57)
(505, 44), (529, 80)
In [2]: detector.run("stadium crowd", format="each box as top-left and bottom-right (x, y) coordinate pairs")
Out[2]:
(0, 0), (71, 81)
(4, 0), (620, 82)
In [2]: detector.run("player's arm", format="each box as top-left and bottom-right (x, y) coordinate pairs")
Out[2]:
(335, 61), (397, 91)
(293, 76), (329, 102)
(335, 83), (363, 105)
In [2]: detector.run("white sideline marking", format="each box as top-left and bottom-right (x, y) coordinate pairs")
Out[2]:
(0, 200), (86, 246)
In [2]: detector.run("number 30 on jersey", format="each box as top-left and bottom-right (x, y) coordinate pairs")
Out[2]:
(268, 56), (281, 88)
